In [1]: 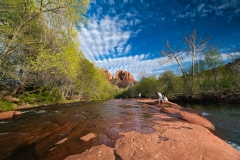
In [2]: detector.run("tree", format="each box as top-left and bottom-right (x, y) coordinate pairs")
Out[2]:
(161, 30), (210, 95)
(138, 76), (159, 98)
(0, 0), (89, 96)
(157, 70), (178, 96)
(0, 0), (89, 65)
(228, 52), (240, 87)
(204, 47), (224, 92)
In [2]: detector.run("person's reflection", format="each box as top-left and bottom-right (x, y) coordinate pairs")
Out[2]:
(7, 142), (39, 160)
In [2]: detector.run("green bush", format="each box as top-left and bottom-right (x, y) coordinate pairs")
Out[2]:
(0, 99), (16, 112)
(21, 89), (62, 104)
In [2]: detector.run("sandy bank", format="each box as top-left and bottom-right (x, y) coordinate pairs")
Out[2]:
(65, 99), (240, 160)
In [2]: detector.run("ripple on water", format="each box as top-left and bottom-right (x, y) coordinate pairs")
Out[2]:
(226, 141), (240, 152)
(0, 121), (9, 124)
(202, 111), (210, 116)
(21, 109), (46, 114)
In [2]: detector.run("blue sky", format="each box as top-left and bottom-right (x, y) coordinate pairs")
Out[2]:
(78, 0), (240, 80)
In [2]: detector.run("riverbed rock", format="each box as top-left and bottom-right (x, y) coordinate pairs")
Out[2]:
(114, 116), (240, 160)
(0, 111), (22, 120)
(65, 144), (115, 160)
(64, 99), (240, 160)
(80, 133), (96, 141)
(0, 111), (15, 120)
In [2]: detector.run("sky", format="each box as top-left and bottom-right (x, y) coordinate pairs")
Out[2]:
(78, 0), (240, 80)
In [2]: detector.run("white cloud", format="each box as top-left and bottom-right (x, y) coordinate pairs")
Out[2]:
(108, 0), (115, 5)
(198, 4), (205, 12)
(91, 52), (187, 80)
(124, 0), (128, 3)
(79, 16), (132, 61)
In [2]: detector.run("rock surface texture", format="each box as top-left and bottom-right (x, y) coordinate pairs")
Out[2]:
(65, 99), (240, 160)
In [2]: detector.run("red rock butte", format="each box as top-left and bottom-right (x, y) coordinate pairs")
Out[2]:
(115, 70), (135, 81)
(102, 69), (135, 87)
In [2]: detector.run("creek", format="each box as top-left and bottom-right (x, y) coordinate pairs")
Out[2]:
(0, 99), (156, 160)
(0, 100), (239, 159)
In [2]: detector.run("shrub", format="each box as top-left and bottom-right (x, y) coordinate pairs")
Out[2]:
(0, 99), (16, 112)
(21, 89), (62, 104)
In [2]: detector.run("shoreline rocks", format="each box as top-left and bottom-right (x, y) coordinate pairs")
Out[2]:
(0, 111), (22, 120)
(64, 99), (240, 160)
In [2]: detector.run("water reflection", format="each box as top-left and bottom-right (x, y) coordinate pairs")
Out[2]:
(0, 99), (157, 159)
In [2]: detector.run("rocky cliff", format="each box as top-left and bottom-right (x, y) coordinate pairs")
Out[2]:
(103, 69), (113, 81)
(103, 69), (135, 88)
(115, 70), (135, 81)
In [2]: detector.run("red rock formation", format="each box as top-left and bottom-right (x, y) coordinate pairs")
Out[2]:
(102, 69), (135, 87)
(115, 70), (135, 81)
(102, 69), (113, 81)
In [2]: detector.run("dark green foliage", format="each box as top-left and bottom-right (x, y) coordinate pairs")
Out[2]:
(21, 89), (62, 104)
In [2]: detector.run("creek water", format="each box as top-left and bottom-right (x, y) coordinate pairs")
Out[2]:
(179, 102), (240, 151)
(0, 100), (239, 159)
(0, 99), (157, 160)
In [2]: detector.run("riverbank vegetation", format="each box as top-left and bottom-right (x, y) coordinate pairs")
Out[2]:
(118, 55), (240, 103)
(0, 0), (120, 111)
(118, 31), (240, 103)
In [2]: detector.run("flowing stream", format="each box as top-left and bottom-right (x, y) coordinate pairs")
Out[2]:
(0, 100), (239, 159)
(0, 99), (156, 160)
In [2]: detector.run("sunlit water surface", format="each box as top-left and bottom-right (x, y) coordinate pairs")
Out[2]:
(0, 99), (157, 160)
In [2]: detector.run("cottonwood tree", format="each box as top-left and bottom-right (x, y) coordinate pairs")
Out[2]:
(161, 30), (210, 95)
(0, 0), (89, 64)
(0, 0), (89, 96)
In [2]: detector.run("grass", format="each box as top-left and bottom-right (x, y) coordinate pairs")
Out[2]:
(0, 99), (16, 112)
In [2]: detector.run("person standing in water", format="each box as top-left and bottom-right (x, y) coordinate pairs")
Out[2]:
(139, 93), (141, 99)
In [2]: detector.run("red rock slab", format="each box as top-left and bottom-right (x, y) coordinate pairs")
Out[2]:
(0, 111), (15, 120)
(179, 111), (215, 130)
(80, 133), (96, 141)
(14, 111), (22, 116)
(163, 101), (182, 109)
(180, 108), (202, 115)
(65, 99), (240, 160)
(115, 116), (240, 160)
(163, 107), (215, 130)
(65, 144), (115, 160)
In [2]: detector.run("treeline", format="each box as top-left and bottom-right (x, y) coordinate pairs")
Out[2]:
(0, 0), (120, 111)
(119, 56), (240, 99)
(118, 31), (240, 99)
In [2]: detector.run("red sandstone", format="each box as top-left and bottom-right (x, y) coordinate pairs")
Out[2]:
(65, 99), (240, 160)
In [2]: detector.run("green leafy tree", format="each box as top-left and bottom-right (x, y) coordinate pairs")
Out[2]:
(157, 70), (179, 96)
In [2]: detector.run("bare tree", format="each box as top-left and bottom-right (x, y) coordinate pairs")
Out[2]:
(161, 30), (210, 95)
